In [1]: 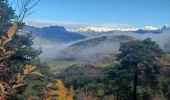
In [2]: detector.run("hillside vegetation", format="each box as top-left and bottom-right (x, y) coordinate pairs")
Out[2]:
(0, 0), (170, 100)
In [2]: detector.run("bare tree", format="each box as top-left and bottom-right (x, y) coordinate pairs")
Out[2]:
(15, 0), (40, 21)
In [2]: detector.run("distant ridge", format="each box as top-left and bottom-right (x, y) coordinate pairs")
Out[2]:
(23, 25), (86, 42)
(71, 25), (170, 36)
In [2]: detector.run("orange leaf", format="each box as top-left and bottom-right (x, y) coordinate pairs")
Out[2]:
(24, 64), (31, 74)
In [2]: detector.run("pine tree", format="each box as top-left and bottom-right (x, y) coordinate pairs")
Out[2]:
(0, 0), (15, 35)
(117, 38), (165, 100)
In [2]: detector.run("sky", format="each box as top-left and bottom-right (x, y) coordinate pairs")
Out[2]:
(10, 0), (170, 28)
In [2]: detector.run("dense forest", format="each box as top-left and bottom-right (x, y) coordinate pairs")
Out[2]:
(0, 0), (170, 100)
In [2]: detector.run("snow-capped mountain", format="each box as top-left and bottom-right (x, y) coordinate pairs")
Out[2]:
(72, 26), (114, 32)
(69, 25), (170, 37)
(71, 26), (160, 33)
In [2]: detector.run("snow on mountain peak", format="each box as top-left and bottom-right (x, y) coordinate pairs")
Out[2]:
(73, 26), (114, 32)
(71, 26), (160, 33)
(142, 26), (160, 30)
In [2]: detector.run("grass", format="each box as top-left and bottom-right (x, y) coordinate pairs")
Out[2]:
(45, 60), (77, 69)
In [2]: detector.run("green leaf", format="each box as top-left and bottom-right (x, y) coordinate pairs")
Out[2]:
(30, 71), (44, 77)
(7, 23), (17, 39)
(12, 83), (24, 89)
(0, 83), (5, 93)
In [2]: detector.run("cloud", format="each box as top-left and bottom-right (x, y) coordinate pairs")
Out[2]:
(23, 19), (168, 62)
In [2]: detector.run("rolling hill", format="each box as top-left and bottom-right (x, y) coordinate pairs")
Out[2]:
(56, 35), (135, 63)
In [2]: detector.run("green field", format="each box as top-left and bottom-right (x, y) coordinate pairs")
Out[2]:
(45, 60), (77, 69)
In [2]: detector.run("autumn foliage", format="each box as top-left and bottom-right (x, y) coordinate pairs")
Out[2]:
(0, 23), (44, 100)
(44, 80), (74, 100)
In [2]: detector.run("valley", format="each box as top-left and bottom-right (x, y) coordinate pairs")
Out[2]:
(22, 24), (170, 69)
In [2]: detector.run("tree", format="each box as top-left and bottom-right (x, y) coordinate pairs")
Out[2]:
(117, 38), (165, 100)
(15, 0), (40, 21)
(44, 80), (74, 100)
(0, 0), (16, 35)
(0, 0), (41, 77)
(106, 66), (133, 100)
(8, 33), (41, 68)
(0, 24), (43, 99)
(0, 0), (42, 99)
(56, 80), (67, 100)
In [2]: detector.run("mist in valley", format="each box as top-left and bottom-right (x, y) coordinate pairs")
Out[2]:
(37, 27), (170, 63)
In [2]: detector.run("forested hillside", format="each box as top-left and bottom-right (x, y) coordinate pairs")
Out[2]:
(0, 0), (170, 100)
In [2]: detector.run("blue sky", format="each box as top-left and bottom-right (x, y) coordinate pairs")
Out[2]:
(11, 0), (170, 28)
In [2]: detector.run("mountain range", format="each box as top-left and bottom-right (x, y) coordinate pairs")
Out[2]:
(22, 24), (170, 42)
(23, 25), (86, 42)
(71, 25), (170, 36)
(22, 24), (170, 62)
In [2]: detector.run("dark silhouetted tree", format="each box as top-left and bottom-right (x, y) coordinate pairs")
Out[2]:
(117, 38), (165, 100)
